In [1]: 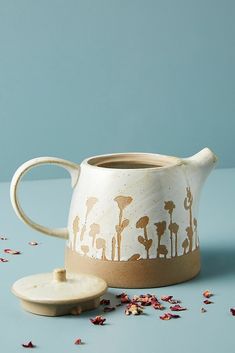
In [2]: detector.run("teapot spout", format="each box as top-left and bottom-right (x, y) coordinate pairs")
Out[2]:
(183, 148), (218, 182)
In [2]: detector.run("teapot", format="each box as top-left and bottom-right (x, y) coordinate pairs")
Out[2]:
(10, 148), (217, 288)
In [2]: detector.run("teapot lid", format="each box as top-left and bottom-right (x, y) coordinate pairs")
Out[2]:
(12, 268), (107, 316)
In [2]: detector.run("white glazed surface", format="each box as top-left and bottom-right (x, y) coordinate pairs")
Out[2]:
(12, 273), (107, 303)
(67, 150), (217, 261)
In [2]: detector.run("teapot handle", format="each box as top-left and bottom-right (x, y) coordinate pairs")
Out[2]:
(10, 157), (80, 239)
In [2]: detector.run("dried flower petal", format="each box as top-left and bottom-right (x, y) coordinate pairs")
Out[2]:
(4, 248), (21, 255)
(170, 304), (187, 311)
(161, 295), (180, 304)
(28, 241), (38, 246)
(74, 338), (82, 345)
(230, 308), (235, 316)
(201, 307), (207, 313)
(203, 299), (213, 305)
(103, 306), (115, 313)
(152, 302), (164, 310)
(203, 290), (213, 298)
(100, 299), (110, 305)
(160, 313), (180, 320)
(116, 292), (131, 303)
(0, 236), (7, 240)
(0, 258), (8, 262)
(90, 316), (106, 325)
(125, 303), (143, 316)
(22, 341), (35, 348)
(116, 292), (130, 303)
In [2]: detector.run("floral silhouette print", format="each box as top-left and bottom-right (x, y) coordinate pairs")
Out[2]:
(96, 238), (107, 260)
(72, 215), (79, 251)
(136, 216), (152, 259)
(114, 196), (133, 261)
(164, 201), (176, 258)
(182, 237), (189, 255)
(111, 236), (116, 261)
(193, 217), (198, 248)
(89, 223), (100, 247)
(184, 187), (194, 252)
(155, 221), (167, 259)
(80, 197), (98, 241)
(81, 245), (89, 256)
(168, 222), (179, 257)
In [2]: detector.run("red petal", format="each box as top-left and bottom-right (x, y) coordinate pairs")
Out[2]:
(230, 308), (235, 316)
(203, 299), (213, 305)
(4, 248), (21, 255)
(90, 316), (106, 325)
(161, 295), (173, 302)
(203, 290), (213, 298)
(100, 299), (110, 305)
(0, 258), (8, 262)
(103, 306), (115, 313)
(161, 295), (180, 304)
(28, 241), (38, 246)
(170, 304), (187, 311)
(160, 313), (180, 320)
(74, 338), (82, 345)
(22, 341), (35, 348)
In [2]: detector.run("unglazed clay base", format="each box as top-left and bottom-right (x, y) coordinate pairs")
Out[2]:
(65, 246), (200, 288)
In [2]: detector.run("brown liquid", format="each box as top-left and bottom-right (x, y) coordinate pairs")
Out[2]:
(96, 161), (162, 169)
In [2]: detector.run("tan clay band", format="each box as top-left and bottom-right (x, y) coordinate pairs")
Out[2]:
(65, 246), (200, 288)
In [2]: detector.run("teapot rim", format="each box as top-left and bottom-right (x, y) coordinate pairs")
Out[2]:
(82, 152), (182, 171)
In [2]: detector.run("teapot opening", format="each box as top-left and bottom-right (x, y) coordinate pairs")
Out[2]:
(87, 153), (181, 170)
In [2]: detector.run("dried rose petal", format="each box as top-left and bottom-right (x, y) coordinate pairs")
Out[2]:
(161, 295), (180, 304)
(0, 236), (7, 240)
(103, 306), (115, 313)
(161, 295), (173, 302)
(133, 294), (156, 306)
(201, 307), (207, 313)
(160, 313), (180, 320)
(203, 290), (213, 298)
(22, 341), (35, 348)
(100, 299), (110, 305)
(0, 258), (8, 262)
(230, 308), (235, 316)
(74, 338), (82, 345)
(125, 303), (143, 316)
(203, 299), (213, 305)
(28, 241), (38, 246)
(4, 248), (21, 255)
(90, 315), (106, 325)
(116, 292), (131, 303)
(170, 304), (187, 311)
(152, 302), (164, 310)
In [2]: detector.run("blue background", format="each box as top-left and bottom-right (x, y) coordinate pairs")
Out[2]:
(0, 0), (234, 181)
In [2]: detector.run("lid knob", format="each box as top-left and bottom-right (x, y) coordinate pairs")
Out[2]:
(53, 268), (67, 282)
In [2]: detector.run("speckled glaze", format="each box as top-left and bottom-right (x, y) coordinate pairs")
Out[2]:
(10, 148), (217, 288)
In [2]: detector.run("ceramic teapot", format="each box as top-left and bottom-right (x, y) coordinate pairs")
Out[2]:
(10, 148), (217, 288)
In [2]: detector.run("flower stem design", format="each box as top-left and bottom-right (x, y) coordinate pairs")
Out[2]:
(136, 216), (152, 259)
(164, 201), (176, 258)
(155, 221), (167, 258)
(89, 223), (100, 247)
(80, 197), (98, 241)
(114, 196), (133, 261)
(72, 216), (79, 251)
(111, 236), (116, 261)
(184, 187), (193, 252)
(96, 238), (107, 260)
